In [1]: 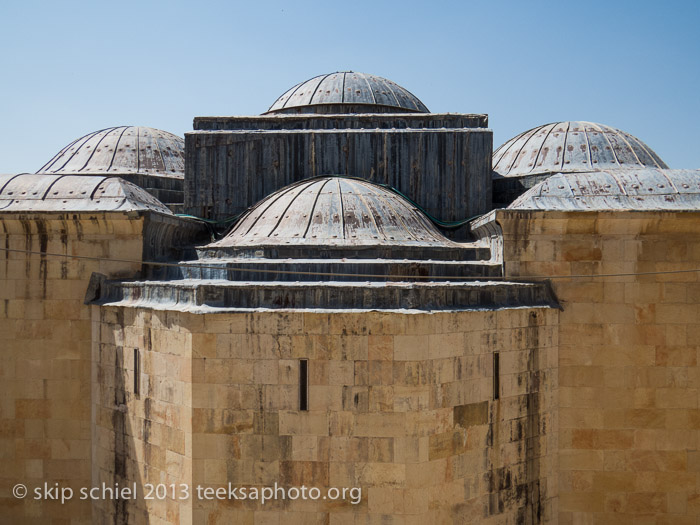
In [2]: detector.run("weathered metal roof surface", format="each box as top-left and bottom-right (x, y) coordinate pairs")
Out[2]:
(493, 121), (668, 179)
(509, 168), (700, 211)
(0, 173), (172, 213)
(265, 71), (429, 114)
(37, 126), (185, 178)
(212, 176), (457, 249)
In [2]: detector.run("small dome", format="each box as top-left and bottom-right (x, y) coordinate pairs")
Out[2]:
(0, 173), (172, 214)
(37, 126), (185, 177)
(210, 176), (458, 254)
(509, 168), (700, 211)
(493, 121), (667, 179)
(265, 71), (429, 114)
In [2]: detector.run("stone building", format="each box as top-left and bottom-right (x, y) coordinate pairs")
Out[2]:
(1, 71), (700, 524)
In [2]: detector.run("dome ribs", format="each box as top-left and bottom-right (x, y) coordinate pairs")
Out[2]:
(265, 71), (429, 114)
(620, 130), (668, 169)
(302, 178), (333, 239)
(510, 168), (700, 211)
(0, 173), (172, 214)
(211, 176), (458, 252)
(562, 122), (592, 170)
(558, 121), (573, 173)
(370, 76), (399, 108)
(529, 123), (558, 174)
(307, 179), (344, 241)
(236, 179), (318, 238)
(37, 130), (94, 173)
(266, 179), (319, 239)
(494, 121), (667, 179)
(344, 72), (375, 106)
(154, 131), (169, 174)
(270, 180), (325, 240)
(271, 79), (306, 111)
(362, 182), (418, 242)
(155, 131), (185, 174)
(106, 126), (130, 173)
(77, 129), (113, 173)
(310, 73), (342, 106)
(340, 72), (347, 104)
(362, 74), (377, 105)
(504, 127), (543, 176)
(120, 127), (140, 173)
(492, 128), (529, 173)
(336, 178), (347, 240)
(50, 128), (110, 173)
(137, 127), (167, 174)
(135, 127), (140, 173)
(348, 179), (383, 241)
(36, 126), (185, 178)
(538, 122), (568, 173)
(604, 129), (638, 166)
(586, 122), (619, 168)
(81, 127), (123, 173)
(615, 129), (645, 166)
(306, 74), (331, 107)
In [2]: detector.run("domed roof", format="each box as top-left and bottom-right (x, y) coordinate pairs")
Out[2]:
(0, 173), (172, 214)
(493, 121), (668, 179)
(210, 176), (458, 253)
(265, 71), (429, 114)
(509, 168), (700, 211)
(37, 126), (185, 177)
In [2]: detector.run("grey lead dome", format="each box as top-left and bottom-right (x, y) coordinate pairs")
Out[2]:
(265, 71), (429, 114)
(493, 121), (668, 179)
(37, 126), (185, 178)
(509, 168), (700, 211)
(214, 176), (453, 249)
(0, 173), (172, 214)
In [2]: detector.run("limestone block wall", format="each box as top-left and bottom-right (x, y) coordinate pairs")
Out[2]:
(94, 306), (558, 524)
(492, 209), (700, 524)
(92, 307), (194, 524)
(0, 213), (144, 524)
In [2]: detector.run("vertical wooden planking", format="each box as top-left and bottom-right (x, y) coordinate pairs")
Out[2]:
(183, 128), (493, 237)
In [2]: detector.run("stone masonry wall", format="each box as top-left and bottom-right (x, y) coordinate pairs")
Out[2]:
(92, 307), (194, 524)
(94, 306), (558, 524)
(495, 210), (700, 524)
(0, 213), (143, 524)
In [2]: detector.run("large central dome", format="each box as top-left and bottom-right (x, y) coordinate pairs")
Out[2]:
(265, 71), (429, 114)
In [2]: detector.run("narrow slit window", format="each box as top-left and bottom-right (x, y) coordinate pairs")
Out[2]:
(299, 359), (309, 411)
(134, 348), (140, 397)
(493, 352), (500, 400)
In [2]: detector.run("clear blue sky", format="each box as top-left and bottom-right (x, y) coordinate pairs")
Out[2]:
(1, 0), (698, 173)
